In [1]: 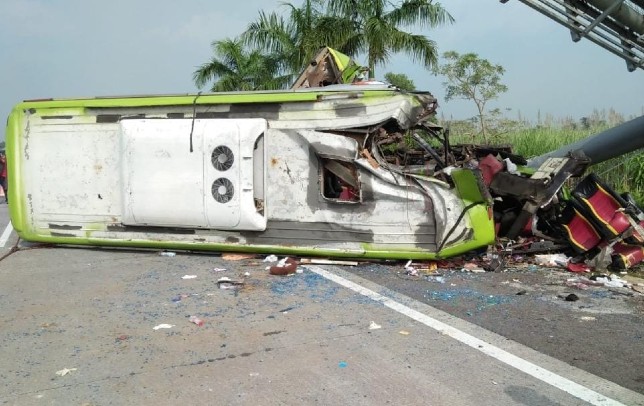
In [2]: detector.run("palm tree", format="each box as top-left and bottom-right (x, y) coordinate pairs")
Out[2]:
(326, 0), (454, 78)
(243, 0), (346, 77)
(193, 37), (291, 92)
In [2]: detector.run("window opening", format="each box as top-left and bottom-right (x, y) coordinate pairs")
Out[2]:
(320, 158), (360, 202)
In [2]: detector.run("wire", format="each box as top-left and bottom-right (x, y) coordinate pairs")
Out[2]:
(189, 92), (202, 153)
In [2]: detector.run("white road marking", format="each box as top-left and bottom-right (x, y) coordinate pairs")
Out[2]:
(0, 222), (14, 248)
(306, 265), (626, 406)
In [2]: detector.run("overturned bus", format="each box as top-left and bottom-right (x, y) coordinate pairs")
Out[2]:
(4, 48), (644, 263)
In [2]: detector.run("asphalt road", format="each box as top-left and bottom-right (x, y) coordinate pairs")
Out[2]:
(0, 204), (643, 405)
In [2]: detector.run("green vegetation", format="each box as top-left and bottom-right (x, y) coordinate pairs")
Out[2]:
(195, 0), (453, 91)
(193, 38), (291, 91)
(384, 72), (416, 91)
(434, 51), (508, 144)
(324, 0), (453, 78)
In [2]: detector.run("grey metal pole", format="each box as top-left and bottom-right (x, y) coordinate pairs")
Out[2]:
(527, 115), (644, 167)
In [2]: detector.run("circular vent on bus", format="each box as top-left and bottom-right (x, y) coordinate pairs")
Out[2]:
(211, 178), (234, 203)
(211, 145), (234, 171)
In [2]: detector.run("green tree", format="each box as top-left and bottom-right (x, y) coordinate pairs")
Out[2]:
(193, 37), (290, 92)
(326, 0), (454, 78)
(384, 72), (415, 91)
(435, 51), (508, 143)
(243, 0), (343, 78)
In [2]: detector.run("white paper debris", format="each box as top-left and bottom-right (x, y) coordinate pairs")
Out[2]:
(263, 254), (278, 263)
(153, 324), (175, 330)
(534, 253), (570, 267)
(368, 321), (382, 330)
(181, 275), (197, 279)
(55, 368), (77, 376)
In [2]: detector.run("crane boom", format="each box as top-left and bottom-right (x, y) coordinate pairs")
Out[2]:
(501, 0), (644, 71)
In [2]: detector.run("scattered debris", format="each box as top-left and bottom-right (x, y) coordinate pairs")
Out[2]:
(399, 330), (410, 335)
(535, 254), (570, 268)
(462, 261), (486, 273)
(338, 361), (348, 368)
(188, 315), (205, 326)
(152, 324), (174, 330)
(222, 253), (256, 261)
(269, 257), (299, 276)
(172, 294), (189, 302)
(427, 276), (446, 283)
(55, 368), (77, 377)
(565, 294), (579, 302)
(368, 321), (382, 330)
(159, 251), (176, 257)
(181, 275), (197, 280)
(263, 255), (279, 263)
(212, 267), (227, 272)
(217, 277), (245, 290)
(580, 316), (596, 321)
(567, 263), (591, 273)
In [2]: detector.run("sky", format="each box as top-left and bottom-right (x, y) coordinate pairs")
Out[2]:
(1, 0), (643, 140)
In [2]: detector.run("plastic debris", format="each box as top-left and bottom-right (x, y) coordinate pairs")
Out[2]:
(564, 293), (579, 302)
(243, 271), (251, 276)
(580, 316), (596, 321)
(181, 275), (197, 280)
(263, 254), (279, 263)
(504, 157), (519, 175)
(368, 321), (382, 330)
(189, 315), (205, 326)
(594, 275), (628, 288)
(212, 267), (227, 272)
(153, 324), (174, 330)
(338, 361), (348, 368)
(55, 368), (77, 377)
(399, 330), (410, 335)
(160, 251), (176, 257)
